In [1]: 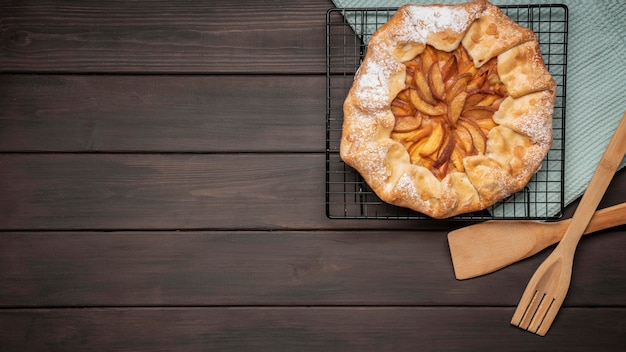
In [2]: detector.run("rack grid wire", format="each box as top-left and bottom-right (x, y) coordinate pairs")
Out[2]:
(326, 5), (568, 220)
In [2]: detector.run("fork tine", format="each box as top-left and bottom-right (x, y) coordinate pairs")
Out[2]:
(527, 295), (554, 333)
(511, 300), (526, 326)
(512, 257), (563, 331)
(511, 287), (537, 328)
(531, 266), (572, 334)
(519, 290), (545, 330)
(533, 297), (561, 335)
(532, 291), (569, 335)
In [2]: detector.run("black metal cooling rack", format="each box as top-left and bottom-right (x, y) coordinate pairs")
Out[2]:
(326, 5), (568, 220)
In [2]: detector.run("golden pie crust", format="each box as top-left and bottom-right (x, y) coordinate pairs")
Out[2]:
(340, 0), (556, 218)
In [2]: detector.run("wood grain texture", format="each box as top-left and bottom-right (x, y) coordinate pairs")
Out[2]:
(1, 307), (624, 351)
(0, 0), (332, 74)
(0, 75), (326, 152)
(1, 0), (625, 349)
(0, 153), (324, 230)
(0, 153), (441, 230)
(0, 229), (625, 308)
(2, 154), (625, 230)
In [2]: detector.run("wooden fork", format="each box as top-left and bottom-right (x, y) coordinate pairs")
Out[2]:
(511, 111), (626, 336)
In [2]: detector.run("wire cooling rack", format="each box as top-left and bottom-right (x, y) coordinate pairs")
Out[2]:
(326, 5), (568, 220)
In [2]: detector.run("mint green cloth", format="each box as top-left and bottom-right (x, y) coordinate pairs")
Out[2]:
(332, 0), (626, 217)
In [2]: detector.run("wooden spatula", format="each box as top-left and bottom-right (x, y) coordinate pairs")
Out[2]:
(448, 202), (626, 280)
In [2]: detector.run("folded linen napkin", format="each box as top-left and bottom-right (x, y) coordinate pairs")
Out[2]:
(331, 0), (626, 217)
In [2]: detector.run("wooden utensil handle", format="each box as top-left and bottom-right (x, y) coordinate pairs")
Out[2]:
(585, 202), (626, 234)
(560, 112), (626, 249)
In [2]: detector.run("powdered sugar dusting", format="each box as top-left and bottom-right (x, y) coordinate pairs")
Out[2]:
(367, 142), (392, 181)
(353, 44), (403, 111)
(401, 5), (471, 41)
(493, 90), (555, 147)
(396, 172), (420, 199)
(514, 101), (553, 146)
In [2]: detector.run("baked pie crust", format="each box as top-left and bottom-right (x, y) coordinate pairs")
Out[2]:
(340, 0), (556, 218)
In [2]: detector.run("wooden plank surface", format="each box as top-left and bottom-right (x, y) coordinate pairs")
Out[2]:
(0, 153), (455, 230)
(1, 307), (624, 351)
(0, 74), (326, 152)
(0, 0), (329, 74)
(2, 154), (625, 230)
(0, 153), (324, 230)
(1, 0), (625, 349)
(1, 229), (625, 308)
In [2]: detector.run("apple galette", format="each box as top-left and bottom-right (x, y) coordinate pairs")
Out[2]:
(340, 0), (556, 218)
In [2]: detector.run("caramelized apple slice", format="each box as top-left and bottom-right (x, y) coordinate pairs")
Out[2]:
(413, 69), (437, 105)
(404, 60), (420, 72)
(490, 97), (505, 110)
(454, 124), (474, 154)
(393, 113), (424, 132)
(446, 73), (472, 102)
(461, 106), (496, 120)
(476, 94), (500, 107)
(421, 46), (437, 76)
(467, 59), (496, 92)
(409, 89), (445, 116)
(431, 162), (448, 180)
(460, 118), (487, 154)
(447, 91), (467, 127)
(391, 106), (410, 118)
(419, 121), (445, 157)
(391, 122), (432, 142)
(436, 50), (452, 65)
(391, 98), (414, 116)
(409, 138), (430, 166)
(465, 92), (488, 107)
(429, 62), (446, 101)
(466, 74), (487, 92)
(415, 155), (434, 170)
(440, 55), (458, 83)
(454, 46), (477, 76)
(395, 89), (411, 102)
(475, 117), (497, 133)
(451, 146), (465, 172)
(433, 128), (455, 168)
(391, 98), (410, 109)
(466, 88), (505, 97)
(465, 88), (503, 106)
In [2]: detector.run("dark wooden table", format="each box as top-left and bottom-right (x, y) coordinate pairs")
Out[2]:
(1, 1), (625, 350)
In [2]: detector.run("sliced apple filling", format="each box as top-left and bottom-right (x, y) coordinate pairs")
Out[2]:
(390, 44), (509, 179)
